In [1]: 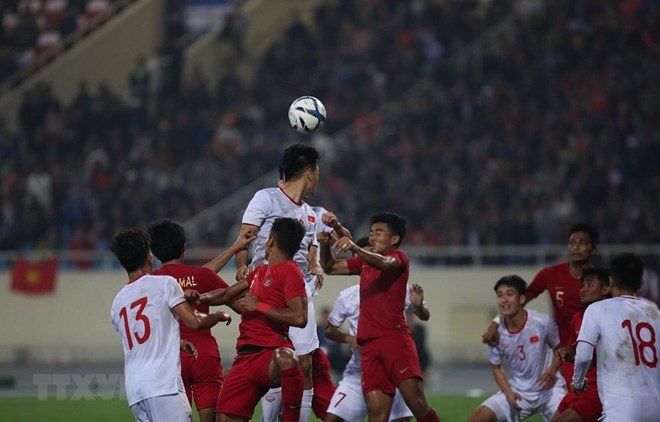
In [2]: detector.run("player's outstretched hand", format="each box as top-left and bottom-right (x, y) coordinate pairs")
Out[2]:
(236, 265), (250, 282)
(322, 212), (340, 230)
(481, 322), (500, 346)
(505, 391), (522, 410)
(333, 236), (356, 254)
(215, 311), (232, 326)
(409, 283), (425, 307)
(184, 289), (201, 304)
(180, 340), (198, 358)
(243, 292), (259, 311)
(572, 377), (588, 394)
(555, 346), (575, 363)
(234, 229), (257, 251)
(537, 371), (557, 390)
(309, 265), (324, 291)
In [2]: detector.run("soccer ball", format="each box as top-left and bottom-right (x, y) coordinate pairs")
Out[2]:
(288, 96), (327, 133)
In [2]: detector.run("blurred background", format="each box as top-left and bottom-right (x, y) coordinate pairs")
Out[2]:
(0, 0), (659, 398)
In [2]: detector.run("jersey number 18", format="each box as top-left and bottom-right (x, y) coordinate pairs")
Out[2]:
(621, 319), (658, 368)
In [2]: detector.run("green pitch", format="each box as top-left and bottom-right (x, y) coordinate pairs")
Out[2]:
(0, 395), (543, 421)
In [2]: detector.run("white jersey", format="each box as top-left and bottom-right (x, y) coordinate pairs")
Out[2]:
(312, 206), (334, 235)
(489, 310), (563, 394)
(577, 296), (660, 420)
(243, 187), (318, 290)
(327, 284), (415, 421)
(110, 274), (186, 406)
(327, 284), (415, 380)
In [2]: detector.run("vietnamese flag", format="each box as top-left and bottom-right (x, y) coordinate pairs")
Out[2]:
(11, 257), (58, 295)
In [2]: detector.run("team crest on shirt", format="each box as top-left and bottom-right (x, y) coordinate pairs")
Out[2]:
(501, 341), (510, 349)
(263, 277), (272, 287)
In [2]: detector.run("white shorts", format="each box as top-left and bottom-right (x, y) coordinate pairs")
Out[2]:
(327, 375), (413, 421)
(289, 294), (319, 356)
(130, 390), (191, 422)
(481, 384), (565, 422)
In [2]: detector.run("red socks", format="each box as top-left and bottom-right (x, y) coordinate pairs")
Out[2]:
(417, 408), (441, 422)
(312, 349), (336, 419)
(280, 366), (304, 422)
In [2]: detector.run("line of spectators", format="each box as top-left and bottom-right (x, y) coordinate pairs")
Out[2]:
(1, 0), (658, 259)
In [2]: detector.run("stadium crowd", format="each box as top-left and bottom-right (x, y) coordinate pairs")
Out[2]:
(1, 0), (658, 254)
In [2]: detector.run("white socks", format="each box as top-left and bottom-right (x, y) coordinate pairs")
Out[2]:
(260, 387), (282, 422)
(298, 388), (313, 422)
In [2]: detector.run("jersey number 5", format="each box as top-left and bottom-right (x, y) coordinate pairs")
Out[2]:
(621, 319), (658, 368)
(119, 297), (152, 350)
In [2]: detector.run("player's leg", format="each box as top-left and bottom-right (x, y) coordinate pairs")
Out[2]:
(141, 389), (193, 422)
(189, 356), (224, 422)
(551, 409), (585, 422)
(259, 387), (282, 422)
(217, 353), (271, 422)
(468, 392), (513, 422)
(312, 348), (336, 420)
(288, 296), (320, 422)
(365, 390), (395, 422)
(383, 334), (439, 422)
(397, 378), (438, 422)
(467, 405), (498, 422)
(270, 347), (304, 422)
(389, 388), (413, 422)
(325, 377), (366, 422)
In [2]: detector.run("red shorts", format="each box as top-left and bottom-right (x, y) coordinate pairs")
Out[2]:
(180, 355), (223, 410)
(312, 348), (336, 419)
(216, 349), (279, 418)
(360, 333), (422, 396)
(557, 388), (602, 422)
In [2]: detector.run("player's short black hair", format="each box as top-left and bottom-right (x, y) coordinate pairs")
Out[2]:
(279, 144), (319, 181)
(580, 267), (610, 287)
(569, 222), (600, 248)
(270, 217), (305, 259)
(111, 228), (151, 272)
(609, 253), (644, 292)
(369, 212), (406, 246)
(148, 219), (186, 263)
(494, 275), (527, 296)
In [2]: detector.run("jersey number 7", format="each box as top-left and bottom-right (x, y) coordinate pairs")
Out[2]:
(119, 297), (152, 350)
(621, 319), (658, 368)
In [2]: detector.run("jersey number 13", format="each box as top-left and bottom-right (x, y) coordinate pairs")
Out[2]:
(119, 297), (152, 350)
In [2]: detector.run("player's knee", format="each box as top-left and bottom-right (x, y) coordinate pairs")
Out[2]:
(274, 347), (299, 370)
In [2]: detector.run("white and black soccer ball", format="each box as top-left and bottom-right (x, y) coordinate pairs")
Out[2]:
(288, 96), (327, 133)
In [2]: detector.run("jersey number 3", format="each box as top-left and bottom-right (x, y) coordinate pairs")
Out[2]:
(621, 319), (658, 368)
(119, 297), (152, 350)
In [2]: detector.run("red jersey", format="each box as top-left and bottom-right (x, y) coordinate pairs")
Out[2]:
(236, 261), (307, 350)
(569, 311), (597, 382)
(346, 248), (410, 342)
(152, 264), (228, 358)
(526, 262), (586, 346)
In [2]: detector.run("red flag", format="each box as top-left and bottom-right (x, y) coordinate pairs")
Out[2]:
(11, 257), (58, 295)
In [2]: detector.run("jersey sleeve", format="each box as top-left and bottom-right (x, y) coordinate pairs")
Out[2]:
(242, 190), (271, 227)
(545, 317), (561, 349)
(346, 257), (364, 275)
(282, 266), (307, 302)
(391, 249), (409, 270)
(525, 267), (548, 301)
(165, 276), (187, 309)
(487, 344), (503, 366)
(328, 292), (348, 327)
(576, 304), (600, 348)
(568, 313), (581, 345)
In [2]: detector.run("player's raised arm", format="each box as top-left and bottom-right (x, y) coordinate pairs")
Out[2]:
(203, 229), (257, 273)
(318, 232), (350, 275)
(243, 292), (308, 328)
(172, 301), (232, 329)
(235, 223), (258, 281)
(196, 280), (249, 306)
(337, 236), (401, 271)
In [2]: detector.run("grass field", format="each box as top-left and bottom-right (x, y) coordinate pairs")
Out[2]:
(0, 395), (544, 421)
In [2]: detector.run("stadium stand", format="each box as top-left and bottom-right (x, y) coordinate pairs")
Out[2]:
(0, 0), (658, 257)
